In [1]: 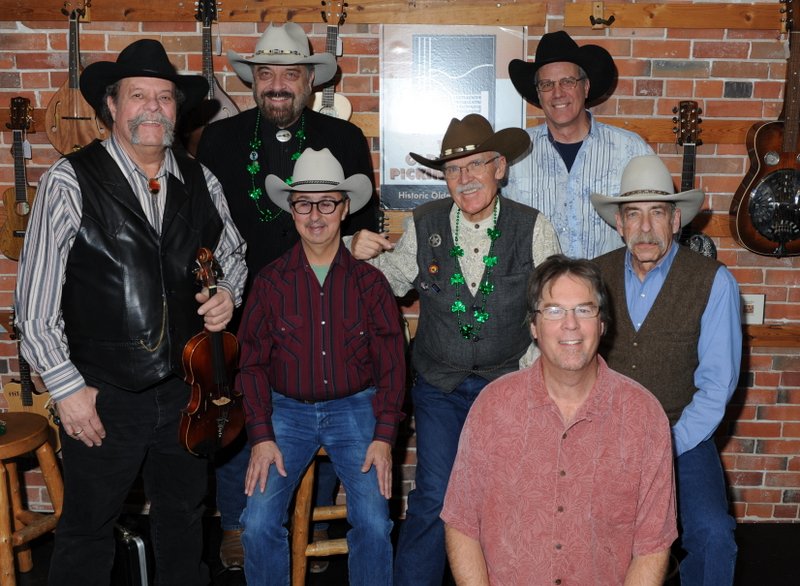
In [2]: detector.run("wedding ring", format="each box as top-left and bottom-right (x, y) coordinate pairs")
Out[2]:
(74, 429), (84, 436)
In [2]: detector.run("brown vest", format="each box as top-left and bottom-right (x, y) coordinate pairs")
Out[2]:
(594, 246), (720, 423)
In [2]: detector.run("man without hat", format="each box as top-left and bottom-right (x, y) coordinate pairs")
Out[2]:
(15, 38), (247, 584)
(350, 113), (561, 585)
(195, 22), (379, 567)
(236, 147), (405, 585)
(504, 30), (654, 258)
(592, 155), (741, 586)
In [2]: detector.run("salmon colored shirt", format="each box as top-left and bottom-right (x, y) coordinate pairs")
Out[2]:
(441, 357), (677, 585)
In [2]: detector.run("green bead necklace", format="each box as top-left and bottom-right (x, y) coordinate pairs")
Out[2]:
(449, 201), (501, 340)
(246, 110), (307, 222)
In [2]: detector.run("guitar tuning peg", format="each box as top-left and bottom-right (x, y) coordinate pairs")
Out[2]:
(672, 106), (679, 114)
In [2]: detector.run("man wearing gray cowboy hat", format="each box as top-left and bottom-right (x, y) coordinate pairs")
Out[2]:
(15, 38), (247, 584)
(592, 155), (741, 586)
(235, 147), (405, 586)
(195, 22), (380, 568)
(504, 30), (653, 259)
(350, 113), (561, 585)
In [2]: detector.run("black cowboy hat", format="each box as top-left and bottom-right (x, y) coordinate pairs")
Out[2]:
(80, 39), (209, 115)
(508, 31), (616, 108)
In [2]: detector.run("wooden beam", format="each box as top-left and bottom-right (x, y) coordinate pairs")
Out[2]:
(745, 325), (800, 348)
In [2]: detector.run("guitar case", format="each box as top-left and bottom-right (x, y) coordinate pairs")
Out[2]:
(112, 519), (153, 586)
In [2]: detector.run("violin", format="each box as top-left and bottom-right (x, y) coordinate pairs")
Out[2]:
(180, 247), (243, 456)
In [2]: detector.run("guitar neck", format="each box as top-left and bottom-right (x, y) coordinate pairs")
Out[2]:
(201, 24), (215, 99)
(784, 30), (800, 151)
(68, 14), (80, 90)
(322, 24), (339, 109)
(18, 352), (35, 407)
(12, 130), (28, 205)
(680, 143), (697, 192)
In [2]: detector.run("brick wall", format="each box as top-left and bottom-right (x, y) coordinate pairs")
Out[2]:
(1, 2), (799, 522)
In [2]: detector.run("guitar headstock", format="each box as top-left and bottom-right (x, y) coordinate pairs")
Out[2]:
(6, 97), (33, 133)
(61, 0), (89, 21)
(780, 0), (799, 34)
(195, 0), (219, 27)
(321, 1), (348, 26)
(672, 100), (703, 147)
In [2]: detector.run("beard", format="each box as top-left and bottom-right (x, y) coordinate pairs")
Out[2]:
(128, 113), (176, 146)
(256, 86), (311, 128)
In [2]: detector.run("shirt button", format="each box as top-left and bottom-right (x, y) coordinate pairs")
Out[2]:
(471, 282), (477, 288)
(322, 351), (326, 356)
(631, 364), (637, 370)
(555, 580), (562, 585)
(473, 247), (479, 253)
(555, 543), (562, 550)
(559, 470), (566, 477)
(474, 223), (480, 229)
(557, 505), (564, 513)
(323, 379), (328, 384)
(562, 432), (567, 439)
(633, 341), (638, 347)
(321, 320), (326, 325)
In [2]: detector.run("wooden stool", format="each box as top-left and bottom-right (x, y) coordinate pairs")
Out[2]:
(290, 448), (348, 586)
(0, 412), (64, 586)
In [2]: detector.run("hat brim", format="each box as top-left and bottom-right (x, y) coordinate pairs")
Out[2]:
(80, 61), (209, 116)
(227, 49), (337, 87)
(509, 43), (616, 108)
(590, 189), (705, 228)
(265, 173), (373, 214)
(409, 127), (531, 170)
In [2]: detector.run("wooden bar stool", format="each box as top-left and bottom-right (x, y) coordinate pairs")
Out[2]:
(290, 447), (348, 586)
(0, 412), (64, 586)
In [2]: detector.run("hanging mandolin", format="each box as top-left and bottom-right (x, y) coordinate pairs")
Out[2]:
(0, 97), (36, 260)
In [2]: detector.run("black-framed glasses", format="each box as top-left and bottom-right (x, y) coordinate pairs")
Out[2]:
(289, 199), (345, 215)
(442, 156), (500, 180)
(534, 304), (600, 321)
(535, 76), (586, 93)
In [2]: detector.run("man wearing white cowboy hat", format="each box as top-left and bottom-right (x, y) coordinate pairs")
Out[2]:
(351, 113), (561, 585)
(592, 155), (741, 586)
(195, 22), (380, 568)
(236, 148), (405, 586)
(15, 38), (247, 584)
(504, 30), (653, 259)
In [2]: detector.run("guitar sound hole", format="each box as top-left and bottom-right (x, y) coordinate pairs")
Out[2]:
(319, 106), (340, 118)
(748, 169), (800, 245)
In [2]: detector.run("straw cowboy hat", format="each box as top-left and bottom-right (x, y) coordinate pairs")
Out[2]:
(80, 39), (209, 115)
(227, 22), (337, 86)
(265, 148), (372, 213)
(409, 114), (531, 170)
(508, 31), (616, 108)
(590, 155), (705, 228)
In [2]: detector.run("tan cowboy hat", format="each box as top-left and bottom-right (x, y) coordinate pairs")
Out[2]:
(590, 155), (705, 228)
(509, 31), (616, 108)
(227, 23), (336, 86)
(80, 39), (208, 114)
(265, 148), (372, 213)
(409, 114), (531, 170)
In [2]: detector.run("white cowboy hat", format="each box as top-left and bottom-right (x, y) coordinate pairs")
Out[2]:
(265, 148), (373, 213)
(227, 22), (337, 86)
(590, 155), (705, 228)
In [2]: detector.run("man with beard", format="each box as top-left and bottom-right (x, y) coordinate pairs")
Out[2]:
(195, 22), (378, 569)
(591, 155), (741, 586)
(15, 39), (247, 584)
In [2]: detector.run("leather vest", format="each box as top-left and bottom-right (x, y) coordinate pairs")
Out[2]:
(62, 140), (223, 391)
(411, 197), (537, 391)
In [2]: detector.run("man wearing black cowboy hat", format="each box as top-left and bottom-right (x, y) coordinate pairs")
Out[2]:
(351, 113), (561, 586)
(504, 30), (653, 259)
(15, 38), (246, 585)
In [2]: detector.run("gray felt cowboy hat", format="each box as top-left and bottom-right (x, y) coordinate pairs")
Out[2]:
(265, 148), (372, 213)
(409, 114), (531, 170)
(508, 30), (616, 108)
(80, 39), (209, 114)
(590, 155), (705, 228)
(227, 22), (337, 86)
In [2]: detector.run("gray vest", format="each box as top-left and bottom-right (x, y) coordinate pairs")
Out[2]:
(411, 197), (537, 391)
(594, 246), (720, 423)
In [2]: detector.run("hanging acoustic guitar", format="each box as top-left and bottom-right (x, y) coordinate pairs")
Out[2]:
(730, 0), (800, 257)
(673, 100), (717, 258)
(310, 0), (353, 120)
(44, 2), (106, 154)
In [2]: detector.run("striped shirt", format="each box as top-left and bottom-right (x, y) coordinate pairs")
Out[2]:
(14, 137), (247, 401)
(505, 114), (653, 259)
(237, 241), (406, 445)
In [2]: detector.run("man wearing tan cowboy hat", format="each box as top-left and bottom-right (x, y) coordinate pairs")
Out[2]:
(350, 113), (561, 585)
(195, 22), (380, 568)
(15, 38), (247, 584)
(504, 30), (653, 259)
(235, 147), (405, 585)
(592, 155), (741, 586)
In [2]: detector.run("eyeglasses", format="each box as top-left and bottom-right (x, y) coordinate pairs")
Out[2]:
(534, 304), (600, 321)
(443, 156), (500, 180)
(289, 199), (345, 215)
(535, 76), (586, 93)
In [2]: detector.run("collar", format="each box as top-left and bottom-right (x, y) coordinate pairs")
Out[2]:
(104, 135), (182, 184)
(285, 239), (352, 272)
(527, 355), (614, 422)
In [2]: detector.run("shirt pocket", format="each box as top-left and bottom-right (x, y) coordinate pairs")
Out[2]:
(273, 315), (305, 361)
(342, 318), (370, 365)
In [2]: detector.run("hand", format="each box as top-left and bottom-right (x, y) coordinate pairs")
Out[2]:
(351, 230), (394, 261)
(196, 287), (234, 332)
(362, 440), (392, 499)
(55, 386), (105, 447)
(245, 440), (287, 496)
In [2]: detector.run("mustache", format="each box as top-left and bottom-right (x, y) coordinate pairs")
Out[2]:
(629, 234), (666, 247)
(128, 113), (175, 132)
(455, 181), (483, 194)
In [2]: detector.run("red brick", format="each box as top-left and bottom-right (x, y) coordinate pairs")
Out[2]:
(772, 504), (799, 519)
(733, 488), (783, 503)
(693, 41), (750, 59)
(732, 421), (782, 438)
(764, 472), (800, 487)
(743, 503), (773, 518)
(728, 471), (765, 486)
(734, 455), (787, 471)
(757, 404), (800, 421)
(757, 439), (800, 455)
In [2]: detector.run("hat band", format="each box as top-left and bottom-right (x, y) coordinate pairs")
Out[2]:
(620, 189), (672, 198)
(442, 144), (479, 157)
(291, 179), (341, 188)
(254, 48), (306, 57)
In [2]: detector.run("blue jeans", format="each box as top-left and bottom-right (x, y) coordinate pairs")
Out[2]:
(394, 374), (488, 586)
(675, 438), (737, 585)
(241, 388), (392, 586)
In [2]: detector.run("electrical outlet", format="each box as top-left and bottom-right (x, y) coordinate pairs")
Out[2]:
(741, 294), (765, 325)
